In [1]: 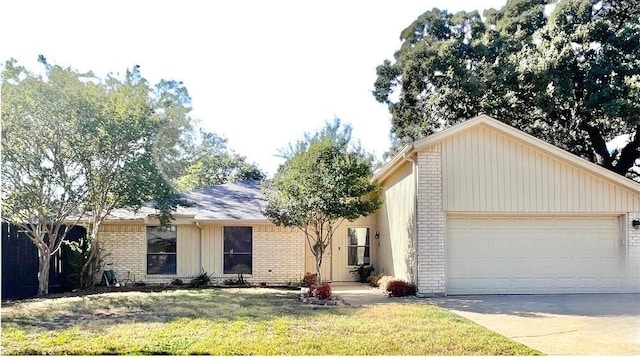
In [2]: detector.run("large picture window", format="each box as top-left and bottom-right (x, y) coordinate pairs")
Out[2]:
(147, 226), (177, 275)
(348, 227), (370, 266)
(224, 226), (252, 274)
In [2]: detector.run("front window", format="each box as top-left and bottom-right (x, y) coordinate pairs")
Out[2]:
(223, 226), (252, 274)
(348, 227), (370, 266)
(147, 226), (177, 275)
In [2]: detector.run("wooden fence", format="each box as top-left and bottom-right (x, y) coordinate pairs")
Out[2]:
(1, 222), (86, 300)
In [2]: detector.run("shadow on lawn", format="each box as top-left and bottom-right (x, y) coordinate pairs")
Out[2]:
(2, 287), (356, 332)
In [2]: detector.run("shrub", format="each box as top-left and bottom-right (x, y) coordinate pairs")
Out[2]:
(286, 278), (301, 288)
(223, 278), (241, 285)
(350, 264), (375, 283)
(190, 271), (211, 288)
(312, 283), (332, 300)
(367, 273), (385, 287)
(386, 280), (417, 297)
(377, 275), (396, 292)
(171, 278), (183, 286)
(301, 272), (317, 288)
(407, 283), (417, 296)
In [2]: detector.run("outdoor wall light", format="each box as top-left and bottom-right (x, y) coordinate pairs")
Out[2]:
(375, 230), (380, 239)
(632, 219), (640, 229)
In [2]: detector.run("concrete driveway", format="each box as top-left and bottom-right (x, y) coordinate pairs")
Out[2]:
(430, 294), (640, 355)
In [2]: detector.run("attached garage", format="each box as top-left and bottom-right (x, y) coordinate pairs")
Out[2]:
(447, 215), (630, 294)
(375, 115), (640, 295)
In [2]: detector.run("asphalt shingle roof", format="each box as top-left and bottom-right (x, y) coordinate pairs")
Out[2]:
(106, 179), (267, 221)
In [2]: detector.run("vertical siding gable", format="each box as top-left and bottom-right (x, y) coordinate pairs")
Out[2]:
(441, 125), (639, 213)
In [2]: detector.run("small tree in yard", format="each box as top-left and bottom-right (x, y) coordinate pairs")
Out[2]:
(263, 120), (382, 285)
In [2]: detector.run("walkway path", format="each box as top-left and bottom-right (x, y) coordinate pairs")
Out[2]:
(329, 282), (392, 306)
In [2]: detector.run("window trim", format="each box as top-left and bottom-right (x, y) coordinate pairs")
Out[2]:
(222, 226), (253, 275)
(346, 226), (371, 267)
(146, 225), (178, 276)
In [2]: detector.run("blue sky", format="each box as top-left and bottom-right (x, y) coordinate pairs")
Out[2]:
(2, 0), (507, 177)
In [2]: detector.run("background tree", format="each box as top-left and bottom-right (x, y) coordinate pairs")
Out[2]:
(373, 0), (640, 178)
(262, 120), (382, 284)
(174, 130), (265, 191)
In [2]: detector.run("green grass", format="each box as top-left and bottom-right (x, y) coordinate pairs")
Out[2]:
(1, 288), (542, 355)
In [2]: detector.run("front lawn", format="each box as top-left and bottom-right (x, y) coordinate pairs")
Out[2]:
(1, 288), (541, 355)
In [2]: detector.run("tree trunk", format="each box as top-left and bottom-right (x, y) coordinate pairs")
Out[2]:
(613, 126), (640, 176)
(315, 255), (323, 286)
(80, 222), (102, 289)
(37, 246), (51, 296)
(80, 241), (99, 289)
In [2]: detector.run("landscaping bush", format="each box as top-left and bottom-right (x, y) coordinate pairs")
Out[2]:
(223, 273), (248, 286)
(377, 275), (396, 292)
(386, 280), (417, 297)
(349, 264), (375, 283)
(367, 272), (385, 287)
(223, 276), (246, 286)
(301, 272), (317, 288)
(312, 283), (332, 300)
(190, 271), (211, 288)
(286, 278), (301, 289)
(171, 278), (183, 286)
(407, 283), (417, 296)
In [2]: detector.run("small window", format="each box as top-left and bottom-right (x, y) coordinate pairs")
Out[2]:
(147, 226), (177, 275)
(348, 227), (370, 266)
(224, 226), (252, 274)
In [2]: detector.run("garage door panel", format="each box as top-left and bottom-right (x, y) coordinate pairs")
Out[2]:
(446, 216), (636, 294)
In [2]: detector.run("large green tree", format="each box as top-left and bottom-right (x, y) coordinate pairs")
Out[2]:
(74, 64), (195, 288)
(1, 58), (194, 293)
(1, 58), (88, 295)
(374, 0), (640, 178)
(262, 120), (382, 284)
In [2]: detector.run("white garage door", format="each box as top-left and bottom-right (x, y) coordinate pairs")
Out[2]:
(447, 216), (634, 294)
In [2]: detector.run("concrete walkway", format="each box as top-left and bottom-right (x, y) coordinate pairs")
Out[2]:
(329, 282), (395, 306)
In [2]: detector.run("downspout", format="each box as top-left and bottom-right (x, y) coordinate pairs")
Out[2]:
(402, 147), (419, 291)
(195, 221), (202, 272)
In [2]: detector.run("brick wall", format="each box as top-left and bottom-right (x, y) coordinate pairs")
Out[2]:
(626, 214), (640, 293)
(252, 225), (306, 284)
(100, 223), (306, 286)
(416, 146), (446, 295)
(100, 224), (146, 284)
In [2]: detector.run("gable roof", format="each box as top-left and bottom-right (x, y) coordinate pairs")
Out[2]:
(106, 179), (268, 222)
(375, 114), (640, 193)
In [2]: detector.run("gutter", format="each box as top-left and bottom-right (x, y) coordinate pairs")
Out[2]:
(374, 144), (415, 184)
(195, 221), (203, 272)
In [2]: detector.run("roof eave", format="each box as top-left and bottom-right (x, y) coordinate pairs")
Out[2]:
(373, 144), (415, 183)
